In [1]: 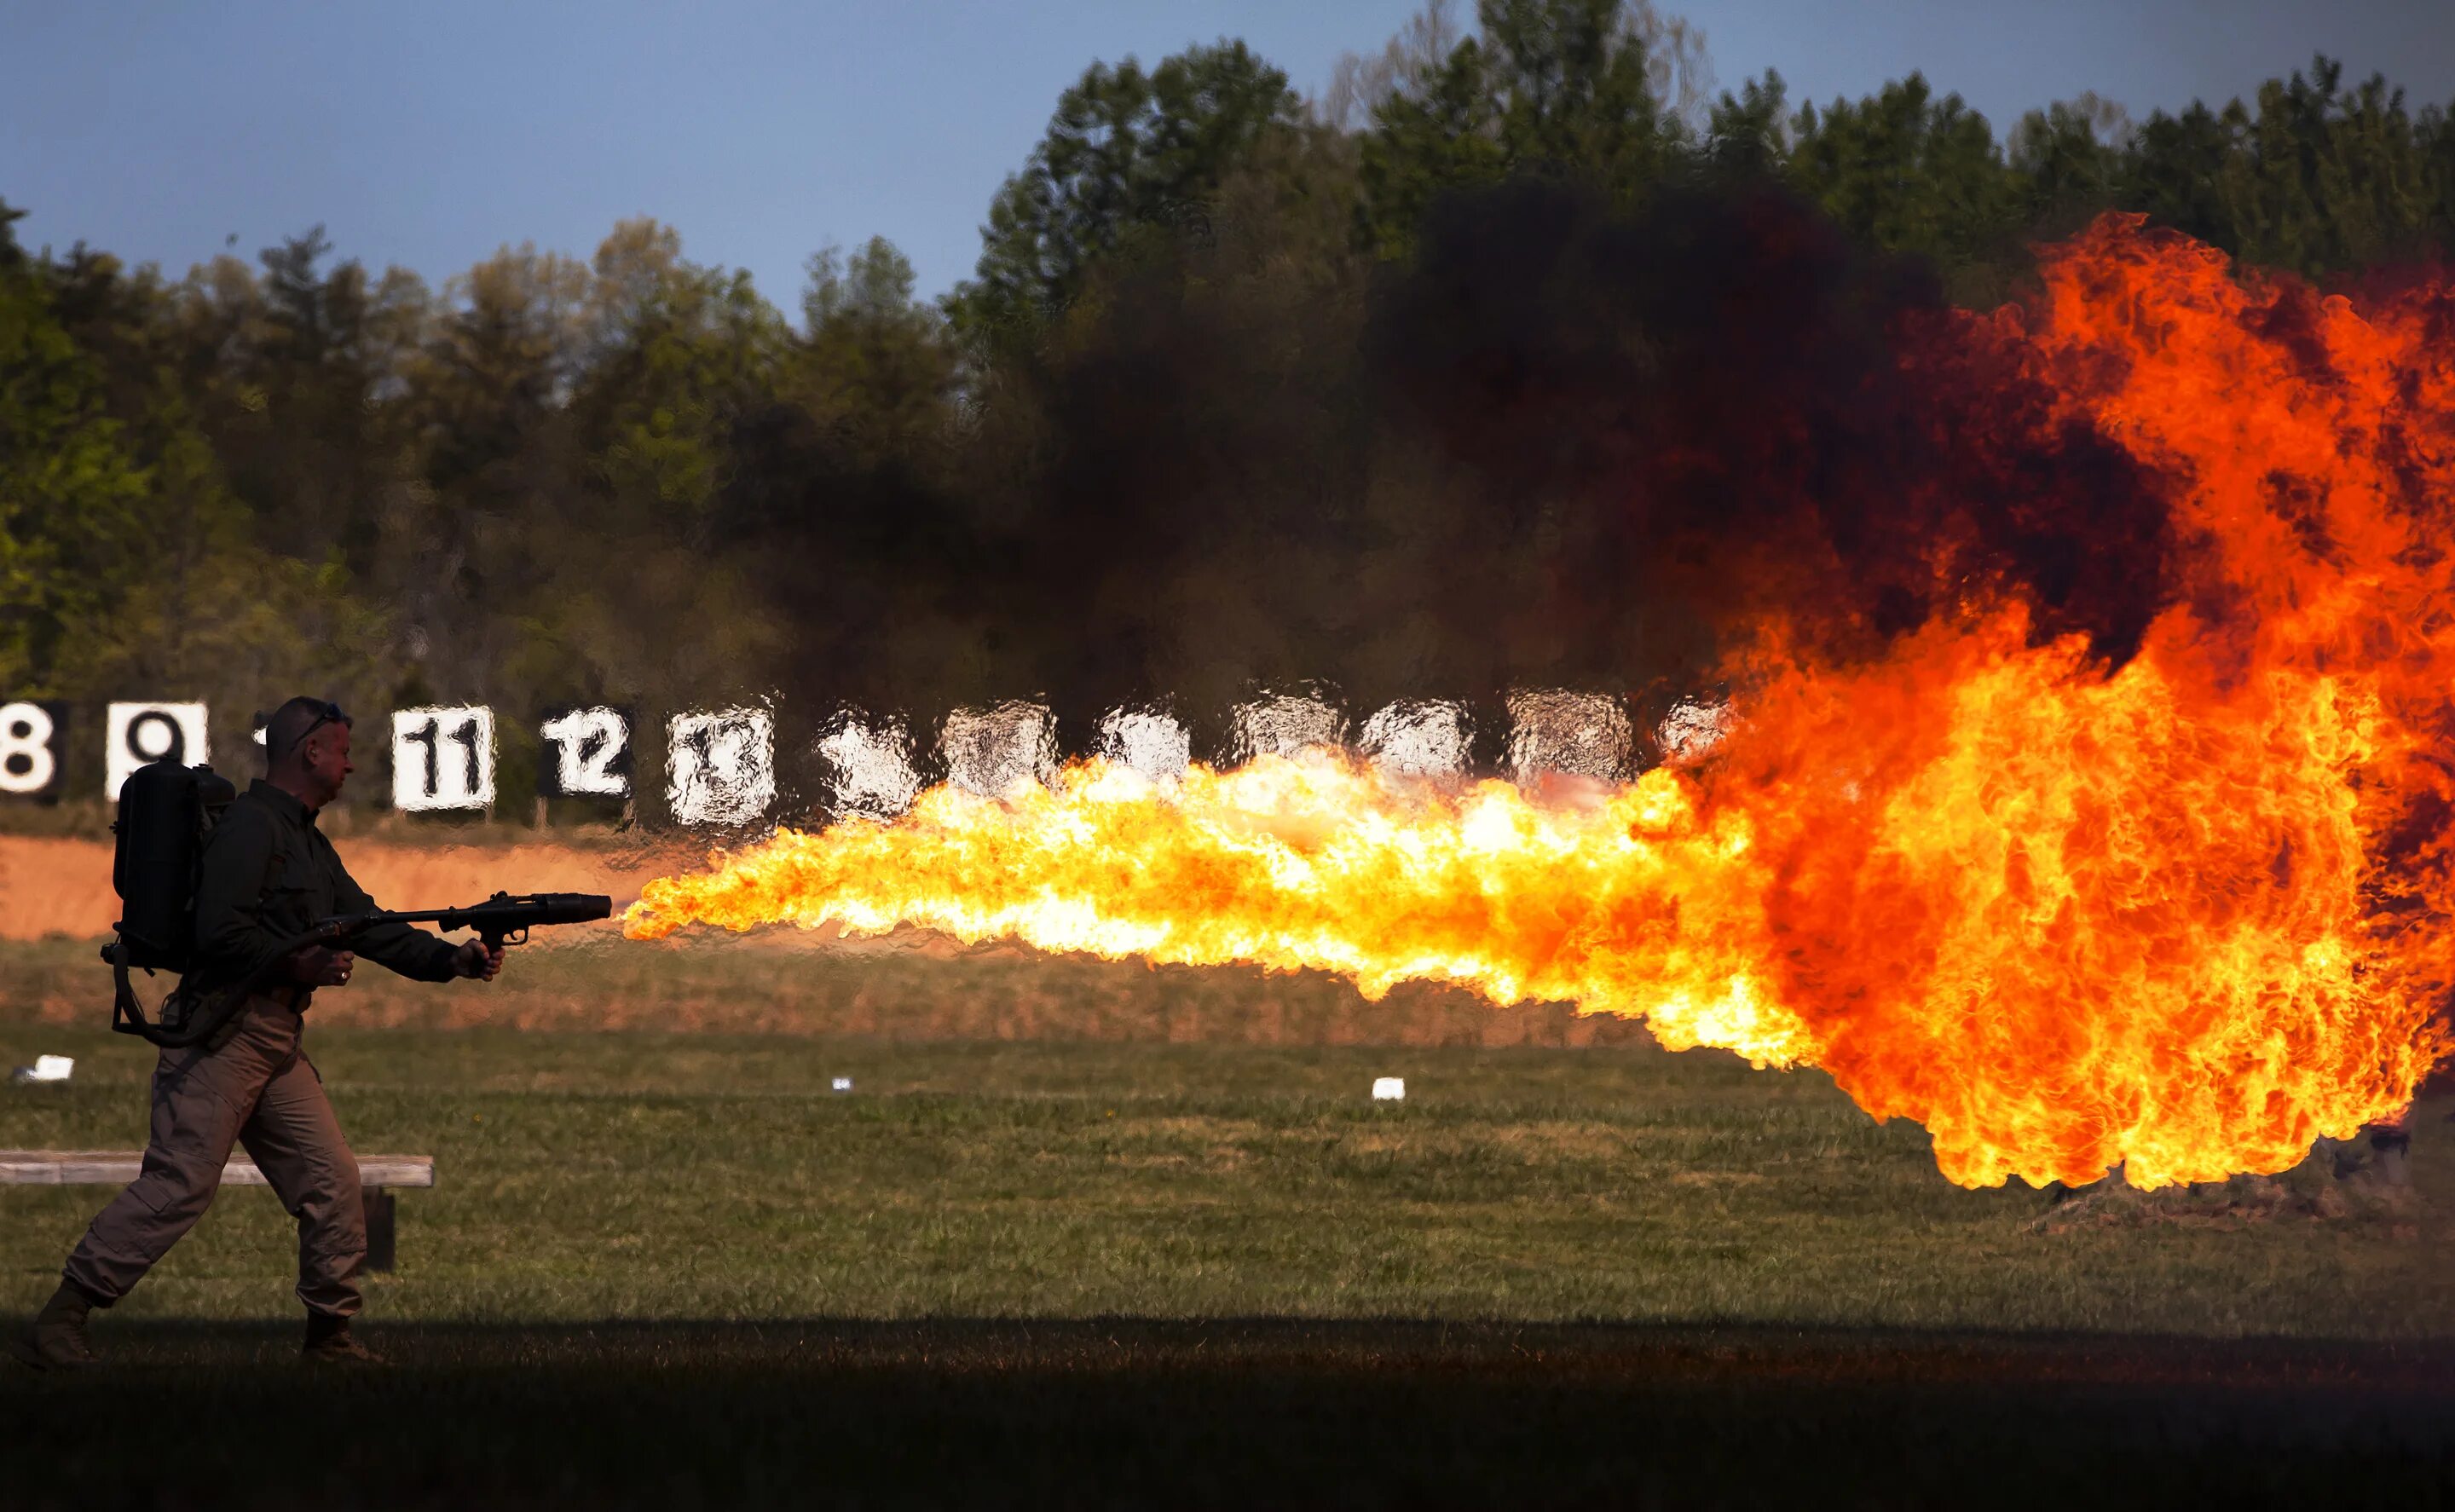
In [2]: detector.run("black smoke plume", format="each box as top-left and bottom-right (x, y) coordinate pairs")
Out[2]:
(762, 180), (2180, 765)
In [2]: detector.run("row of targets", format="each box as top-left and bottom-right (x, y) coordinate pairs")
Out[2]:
(2, 693), (1732, 826)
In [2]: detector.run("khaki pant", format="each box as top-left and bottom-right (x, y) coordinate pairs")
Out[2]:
(63, 994), (366, 1318)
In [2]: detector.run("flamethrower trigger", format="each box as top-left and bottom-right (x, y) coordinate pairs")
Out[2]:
(107, 892), (613, 1049)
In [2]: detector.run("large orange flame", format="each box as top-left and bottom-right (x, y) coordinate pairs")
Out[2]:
(627, 218), (2455, 1190)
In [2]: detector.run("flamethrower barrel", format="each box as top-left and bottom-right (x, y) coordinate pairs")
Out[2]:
(368, 892), (615, 935)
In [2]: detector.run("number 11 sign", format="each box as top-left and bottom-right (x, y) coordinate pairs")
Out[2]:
(392, 706), (495, 811)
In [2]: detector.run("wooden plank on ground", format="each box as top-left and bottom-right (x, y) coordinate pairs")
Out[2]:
(0, 1151), (434, 1188)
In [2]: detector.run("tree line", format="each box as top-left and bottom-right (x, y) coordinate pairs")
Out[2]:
(7, 0), (2453, 802)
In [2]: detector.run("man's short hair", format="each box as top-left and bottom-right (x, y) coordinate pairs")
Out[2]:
(264, 696), (352, 766)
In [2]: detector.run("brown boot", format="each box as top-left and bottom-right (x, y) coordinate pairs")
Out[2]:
(302, 1311), (386, 1366)
(20, 1281), (101, 1370)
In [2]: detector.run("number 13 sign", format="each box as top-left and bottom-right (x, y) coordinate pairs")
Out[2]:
(392, 706), (494, 811)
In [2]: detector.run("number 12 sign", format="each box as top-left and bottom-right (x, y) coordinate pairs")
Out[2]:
(538, 706), (633, 799)
(392, 706), (494, 811)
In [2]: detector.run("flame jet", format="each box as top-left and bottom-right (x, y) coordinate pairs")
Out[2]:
(628, 217), (2455, 1191)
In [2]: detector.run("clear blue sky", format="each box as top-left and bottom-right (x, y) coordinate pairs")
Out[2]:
(9, 0), (2453, 313)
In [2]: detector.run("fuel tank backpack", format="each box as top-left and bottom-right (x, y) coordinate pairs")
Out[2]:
(103, 759), (246, 1042)
(110, 759), (239, 970)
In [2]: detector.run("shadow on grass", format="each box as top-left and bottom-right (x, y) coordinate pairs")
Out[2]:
(6, 1318), (2451, 1509)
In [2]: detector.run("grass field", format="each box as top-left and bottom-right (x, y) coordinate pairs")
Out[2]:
(3, 938), (2451, 1506)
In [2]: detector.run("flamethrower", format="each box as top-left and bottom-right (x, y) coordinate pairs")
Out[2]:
(106, 892), (613, 1049)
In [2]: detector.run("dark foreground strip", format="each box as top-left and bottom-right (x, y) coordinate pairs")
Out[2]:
(4, 1319), (2449, 1509)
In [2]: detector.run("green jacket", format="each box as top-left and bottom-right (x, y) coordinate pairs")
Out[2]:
(189, 780), (460, 1005)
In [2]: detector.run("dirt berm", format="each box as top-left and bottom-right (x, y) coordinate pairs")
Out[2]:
(0, 834), (650, 943)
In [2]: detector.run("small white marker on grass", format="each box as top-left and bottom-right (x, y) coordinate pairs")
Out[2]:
(1371, 1076), (1405, 1102)
(831, 1077), (853, 1094)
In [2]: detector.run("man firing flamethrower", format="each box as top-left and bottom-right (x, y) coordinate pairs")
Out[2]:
(18, 695), (609, 1371)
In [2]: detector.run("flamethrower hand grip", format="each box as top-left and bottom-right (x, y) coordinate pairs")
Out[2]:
(107, 892), (611, 1049)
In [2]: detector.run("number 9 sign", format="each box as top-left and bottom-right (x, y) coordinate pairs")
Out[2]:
(392, 706), (495, 811)
(106, 702), (208, 797)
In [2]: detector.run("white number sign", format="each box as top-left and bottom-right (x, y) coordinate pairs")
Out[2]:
(105, 701), (207, 797)
(667, 707), (775, 826)
(1360, 699), (1472, 779)
(1095, 708), (1189, 785)
(814, 713), (920, 820)
(539, 706), (633, 799)
(1656, 697), (1734, 765)
(0, 701), (62, 797)
(1232, 692), (1345, 762)
(1505, 690), (1632, 788)
(940, 702), (1056, 799)
(0, 701), (61, 795)
(392, 706), (495, 811)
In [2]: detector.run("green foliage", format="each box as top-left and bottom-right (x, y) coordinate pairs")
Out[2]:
(578, 218), (791, 528)
(1359, 0), (1678, 258)
(1770, 53), (2455, 289)
(951, 40), (1303, 343)
(2007, 94), (2129, 228)
(1702, 68), (1789, 177)
(222, 230), (431, 571)
(1788, 73), (2022, 273)
(2226, 58), (2438, 275)
(795, 237), (958, 469)
(50, 544), (398, 716)
(414, 241), (588, 512)
(0, 249), (157, 693)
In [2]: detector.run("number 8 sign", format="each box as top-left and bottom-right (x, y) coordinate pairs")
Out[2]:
(391, 706), (494, 811)
(0, 701), (66, 798)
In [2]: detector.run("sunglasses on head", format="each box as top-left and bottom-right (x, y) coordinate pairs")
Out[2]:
(282, 701), (351, 759)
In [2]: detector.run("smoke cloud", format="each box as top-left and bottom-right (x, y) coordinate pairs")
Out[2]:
(766, 181), (2179, 763)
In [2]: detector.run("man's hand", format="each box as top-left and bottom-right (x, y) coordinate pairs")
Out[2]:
(452, 940), (505, 981)
(288, 947), (355, 987)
